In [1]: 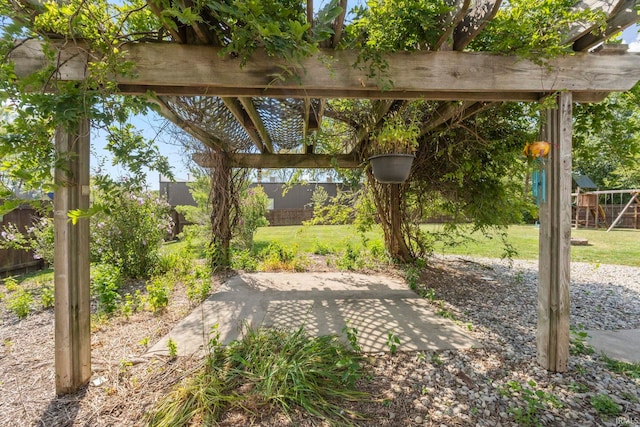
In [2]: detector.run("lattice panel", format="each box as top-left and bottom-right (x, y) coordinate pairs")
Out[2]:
(253, 98), (305, 152)
(165, 96), (255, 151)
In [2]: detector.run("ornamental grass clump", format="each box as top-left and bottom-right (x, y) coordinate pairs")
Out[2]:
(148, 324), (367, 426)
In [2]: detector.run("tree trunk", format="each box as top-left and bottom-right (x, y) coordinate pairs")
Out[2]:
(366, 171), (413, 263)
(209, 152), (232, 269)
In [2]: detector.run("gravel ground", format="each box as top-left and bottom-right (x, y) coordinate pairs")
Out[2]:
(1, 256), (639, 426)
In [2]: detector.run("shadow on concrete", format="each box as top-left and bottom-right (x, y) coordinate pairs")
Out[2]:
(147, 272), (481, 357)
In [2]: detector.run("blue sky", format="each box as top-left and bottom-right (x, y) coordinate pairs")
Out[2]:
(93, 16), (639, 191)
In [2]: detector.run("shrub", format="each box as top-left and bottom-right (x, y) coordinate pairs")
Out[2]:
(230, 248), (259, 271)
(185, 265), (212, 303)
(6, 287), (33, 319)
(120, 290), (144, 318)
(40, 284), (54, 309)
(146, 275), (173, 312)
(0, 216), (55, 266)
(234, 186), (270, 250)
(258, 242), (297, 271)
(91, 186), (173, 279)
(91, 264), (123, 314)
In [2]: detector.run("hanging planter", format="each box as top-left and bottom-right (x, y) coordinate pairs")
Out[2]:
(368, 112), (420, 184)
(369, 153), (415, 183)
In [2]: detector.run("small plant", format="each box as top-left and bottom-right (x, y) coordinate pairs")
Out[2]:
(91, 264), (123, 314)
(404, 266), (420, 291)
(430, 353), (443, 366)
(146, 276), (172, 313)
(40, 284), (54, 309)
(312, 239), (334, 255)
(601, 354), (640, 379)
(120, 290), (144, 318)
(386, 330), (400, 355)
(6, 287), (33, 319)
(258, 242), (297, 271)
(342, 321), (361, 352)
(371, 112), (420, 155)
(183, 264), (212, 303)
(418, 287), (436, 301)
(3, 276), (19, 292)
(590, 393), (621, 416)
(436, 301), (457, 320)
(336, 242), (361, 271)
(167, 338), (178, 359)
(500, 379), (563, 427)
(148, 325), (366, 426)
(138, 336), (150, 347)
(570, 325), (594, 356)
(230, 248), (259, 271)
(514, 269), (524, 285)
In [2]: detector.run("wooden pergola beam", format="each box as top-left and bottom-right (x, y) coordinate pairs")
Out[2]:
(573, 0), (639, 52)
(194, 152), (360, 169)
(434, 0), (471, 50)
(453, 0), (502, 51)
(152, 96), (228, 151)
(238, 97), (274, 154)
(147, 0), (185, 43)
(11, 41), (640, 100)
(221, 97), (267, 153)
(563, 0), (631, 44)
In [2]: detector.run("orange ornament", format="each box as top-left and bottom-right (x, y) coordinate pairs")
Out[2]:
(523, 141), (551, 158)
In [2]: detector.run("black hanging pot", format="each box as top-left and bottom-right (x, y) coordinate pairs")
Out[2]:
(369, 154), (415, 183)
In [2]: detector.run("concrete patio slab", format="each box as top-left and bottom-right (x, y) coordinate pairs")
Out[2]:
(147, 272), (481, 357)
(585, 329), (640, 364)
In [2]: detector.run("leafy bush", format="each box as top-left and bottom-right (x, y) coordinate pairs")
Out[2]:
(91, 263), (123, 314)
(185, 265), (212, 303)
(91, 185), (173, 279)
(147, 325), (366, 426)
(234, 186), (270, 250)
(155, 249), (193, 277)
(230, 248), (259, 271)
(258, 242), (294, 269)
(40, 284), (54, 309)
(6, 287), (33, 318)
(120, 290), (144, 318)
(146, 275), (173, 312)
(0, 216), (54, 266)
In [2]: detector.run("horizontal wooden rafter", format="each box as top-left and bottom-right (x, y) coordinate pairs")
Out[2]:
(10, 40), (640, 102)
(194, 152), (361, 169)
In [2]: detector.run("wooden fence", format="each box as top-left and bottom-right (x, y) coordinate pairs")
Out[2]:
(0, 205), (45, 277)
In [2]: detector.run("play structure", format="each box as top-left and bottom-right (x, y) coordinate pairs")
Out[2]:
(573, 188), (640, 231)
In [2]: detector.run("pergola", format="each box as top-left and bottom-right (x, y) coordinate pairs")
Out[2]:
(8, 0), (640, 394)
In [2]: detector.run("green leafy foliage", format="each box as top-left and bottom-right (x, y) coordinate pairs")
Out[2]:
(344, 0), (452, 85)
(234, 185), (270, 250)
(500, 379), (563, 426)
(146, 275), (173, 313)
(91, 263), (123, 314)
(590, 393), (621, 416)
(4, 283), (33, 319)
(206, 0), (338, 81)
(147, 324), (366, 426)
(470, 0), (606, 60)
(90, 181), (173, 279)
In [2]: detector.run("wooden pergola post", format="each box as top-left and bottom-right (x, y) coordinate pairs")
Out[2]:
(54, 119), (91, 394)
(537, 92), (572, 372)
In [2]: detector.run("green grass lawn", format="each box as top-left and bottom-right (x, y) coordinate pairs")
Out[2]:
(255, 224), (640, 267)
